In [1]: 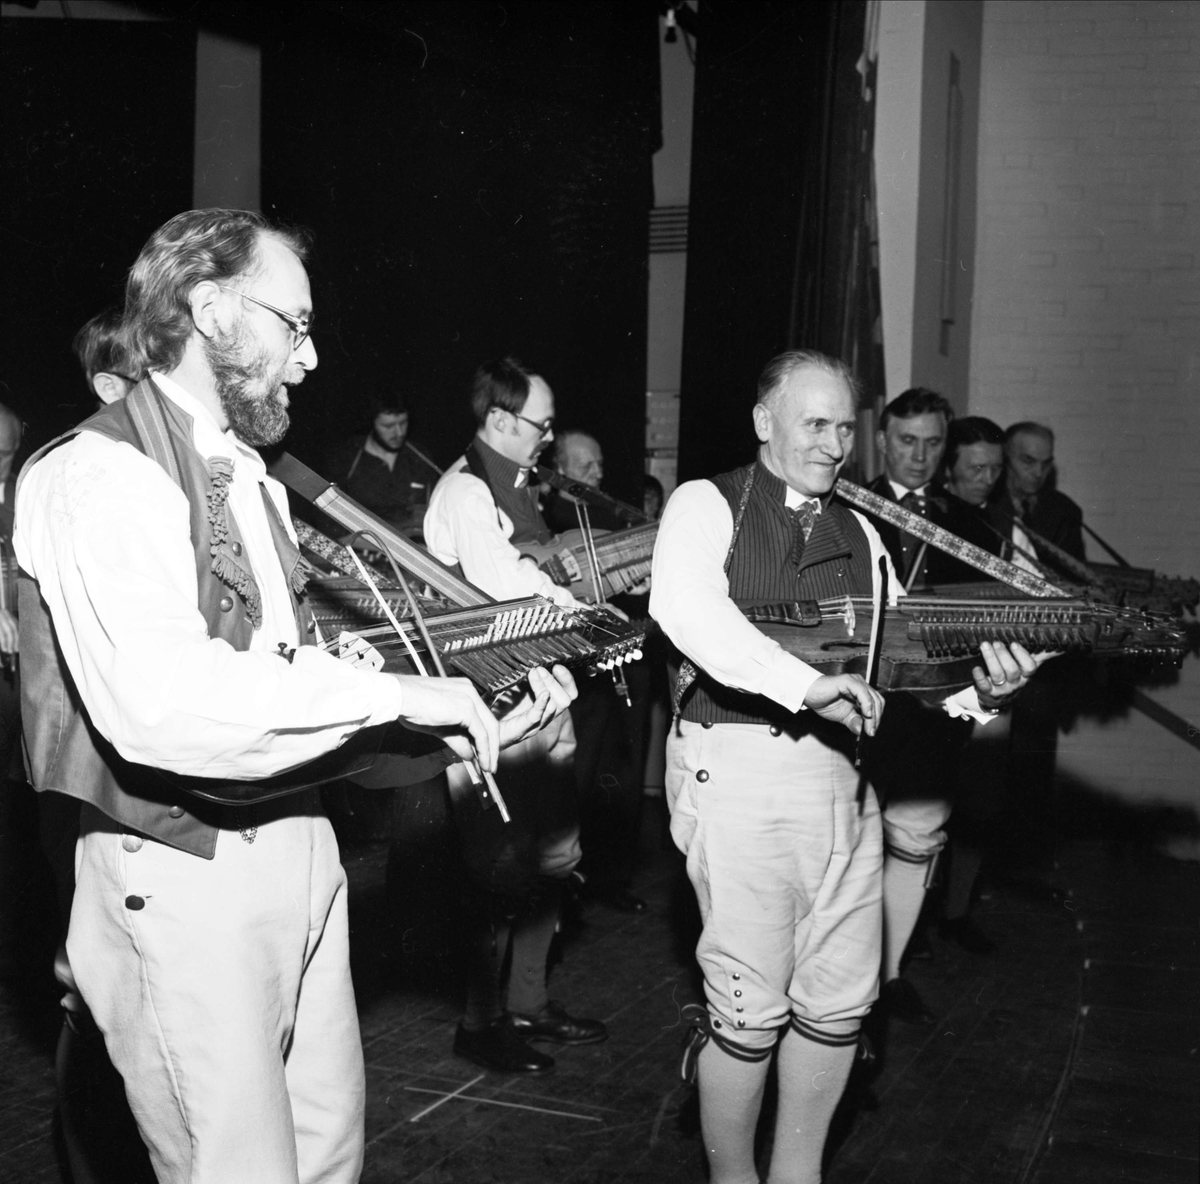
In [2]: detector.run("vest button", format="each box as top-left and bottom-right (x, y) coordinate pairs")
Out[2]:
(732, 973), (740, 980)
(121, 834), (143, 853)
(124, 895), (145, 911)
(734, 989), (742, 997)
(231, 541), (243, 556)
(769, 725), (782, 737)
(168, 805), (185, 819)
(696, 769), (710, 783)
(219, 596), (234, 612)
(701, 721), (714, 730)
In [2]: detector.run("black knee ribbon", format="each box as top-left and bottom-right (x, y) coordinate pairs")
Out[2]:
(788, 1013), (862, 1048)
(678, 1003), (773, 1085)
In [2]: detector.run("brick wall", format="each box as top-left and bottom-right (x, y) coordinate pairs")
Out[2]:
(971, 0), (1199, 815)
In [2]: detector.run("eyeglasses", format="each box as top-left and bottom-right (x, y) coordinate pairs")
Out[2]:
(508, 410), (555, 437)
(219, 286), (313, 351)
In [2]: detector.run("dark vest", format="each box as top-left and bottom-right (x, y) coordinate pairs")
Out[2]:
(463, 438), (552, 547)
(678, 461), (874, 730)
(18, 379), (316, 858)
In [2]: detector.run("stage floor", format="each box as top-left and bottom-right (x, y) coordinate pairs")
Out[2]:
(1, 785), (1196, 1184)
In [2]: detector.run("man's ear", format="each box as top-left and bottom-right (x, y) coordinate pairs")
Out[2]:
(490, 406), (516, 436)
(91, 373), (128, 405)
(752, 401), (773, 445)
(189, 279), (223, 340)
(874, 428), (887, 457)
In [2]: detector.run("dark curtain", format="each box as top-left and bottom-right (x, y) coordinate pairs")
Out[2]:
(0, 19), (196, 448)
(260, 1), (660, 506)
(677, 0), (880, 483)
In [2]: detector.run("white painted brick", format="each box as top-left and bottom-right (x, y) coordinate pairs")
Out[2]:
(973, 0), (1199, 584)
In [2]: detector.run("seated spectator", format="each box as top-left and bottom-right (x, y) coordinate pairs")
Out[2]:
(325, 396), (438, 532)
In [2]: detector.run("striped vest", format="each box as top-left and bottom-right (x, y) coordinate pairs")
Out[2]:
(678, 461), (874, 729)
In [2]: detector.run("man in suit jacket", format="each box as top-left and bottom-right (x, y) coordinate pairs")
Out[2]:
(861, 389), (979, 1027)
(939, 415), (1010, 580)
(865, 387), (961, 589)
(989, 421), (1085, 566)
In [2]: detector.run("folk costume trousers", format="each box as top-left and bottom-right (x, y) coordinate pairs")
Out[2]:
(666, 720), (882, 1051)
(68, 798), (364, 1184)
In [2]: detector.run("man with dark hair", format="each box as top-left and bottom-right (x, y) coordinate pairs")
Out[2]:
(943, 416), (1004, 508)
(990, 421), (1085, 564)
(15, 211), (573, 1183)
(72, 307), (139, 406)
(936, 415), (1014, 579)
(868, 386), (954, 589)
(424, 357), (606, 1076)
(933, 415), (1013, 956)
(862, 391), (996, 1027)
(324, 395), (438, 532)
(651, 350), (1040, 1184)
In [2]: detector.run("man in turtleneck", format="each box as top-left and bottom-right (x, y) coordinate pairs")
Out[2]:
(424, 357), (606, 1076)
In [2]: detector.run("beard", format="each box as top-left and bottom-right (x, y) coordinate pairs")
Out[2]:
(204, 321), (294, 447)
(370, 425), (403, 453)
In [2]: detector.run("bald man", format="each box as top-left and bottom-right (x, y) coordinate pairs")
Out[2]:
(541, 428), (649, 913)
(541, 430), (623, 534)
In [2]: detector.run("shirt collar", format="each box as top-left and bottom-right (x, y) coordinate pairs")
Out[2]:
(784, 486), (823, 513)
(474, 436), (529, 490)
(150, 372), (265, 479)
(888, 478), (928, 502)
(754, 458), (823, 514)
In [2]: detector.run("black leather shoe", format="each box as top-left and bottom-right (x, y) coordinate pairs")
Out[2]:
(508, 1000), (608, 1046)
(939, 916), (998, 954)
(597, 888), (648, 914)
(878, 977), (936, 1026)
(453, 1020), (555, 1075)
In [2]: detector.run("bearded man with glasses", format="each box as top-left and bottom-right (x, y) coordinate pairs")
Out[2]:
(15, 212), (574, 1184)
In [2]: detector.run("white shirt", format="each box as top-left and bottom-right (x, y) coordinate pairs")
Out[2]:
(1009, 521), (1042, 574)
(887, 478), (928, 503)
(14, 374), (404, 780)
(650, 478), (989, 722)
(424, 457), (582, 608)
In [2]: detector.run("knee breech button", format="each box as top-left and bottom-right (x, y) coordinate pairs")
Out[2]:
(124, 895), (145, 911)
(121, 835), (143, 853)
(696, 769), (709, 783)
